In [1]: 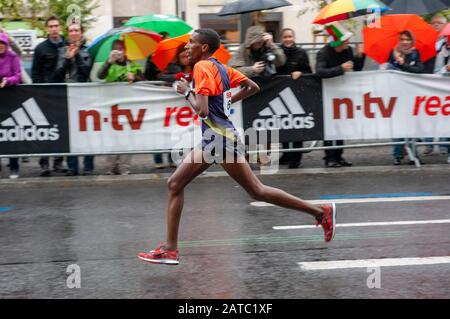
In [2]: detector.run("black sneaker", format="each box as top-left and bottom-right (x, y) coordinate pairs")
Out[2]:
(394, 158), (401, 165)
(40, 169), (51, 177)
(65, 171), (78, 176)
(338, 158), (353, 167)
(325, 160), (342, 168)
(288, 161), (301, 169)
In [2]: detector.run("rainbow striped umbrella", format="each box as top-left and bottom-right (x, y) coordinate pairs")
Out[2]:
(313, 0), (390, 25)
(88, 27), (162, 62)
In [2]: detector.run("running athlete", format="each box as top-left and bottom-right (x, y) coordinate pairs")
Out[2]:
(138, 29), (336, 265)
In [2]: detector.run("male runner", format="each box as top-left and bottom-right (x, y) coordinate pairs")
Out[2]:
(138, 29), (336, 265)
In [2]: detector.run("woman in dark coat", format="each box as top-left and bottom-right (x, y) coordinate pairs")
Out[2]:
(276, 28), (313, 169)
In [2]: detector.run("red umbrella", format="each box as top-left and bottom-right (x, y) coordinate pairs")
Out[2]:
(363, 14), (438, 63)
(440, 23), (450, 37)
(151, 33), (231, 71)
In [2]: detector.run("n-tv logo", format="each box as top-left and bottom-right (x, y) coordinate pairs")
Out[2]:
(0, 98), (60, 142)
(252, 87), (315, 130)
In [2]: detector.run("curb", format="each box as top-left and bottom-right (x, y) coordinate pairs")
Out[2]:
(0, 164), (449, 188)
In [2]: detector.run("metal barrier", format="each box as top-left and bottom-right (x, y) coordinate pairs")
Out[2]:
(5, 140), (449, 168)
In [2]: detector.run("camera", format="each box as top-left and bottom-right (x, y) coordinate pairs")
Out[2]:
(262, 49), (277, 77)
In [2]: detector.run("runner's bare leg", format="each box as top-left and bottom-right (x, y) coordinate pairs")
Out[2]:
(166, 148), (211, 251)
(220, 154), (324, 218)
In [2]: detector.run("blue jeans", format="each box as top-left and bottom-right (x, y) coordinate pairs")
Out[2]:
(67, 156), (94, 173)
(424, 137), (450, 152)
(392, 139), (418, 159)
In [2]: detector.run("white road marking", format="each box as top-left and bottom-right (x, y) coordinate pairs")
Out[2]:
(273, 219), (450, 230)
(250, 195), (450, 207)
(298, 256), (450, 270)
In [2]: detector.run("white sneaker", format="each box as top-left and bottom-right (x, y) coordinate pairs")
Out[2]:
(121, 170), (131, 175)
(9, 172), (19, 179)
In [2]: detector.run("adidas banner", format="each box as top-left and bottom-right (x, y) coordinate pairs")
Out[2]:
(323, 71), (450, 140)
(0, 85), (70, 155)
(242, 75), (324, 142)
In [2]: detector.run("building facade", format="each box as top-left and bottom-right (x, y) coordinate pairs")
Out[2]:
(87, 0), (320, 44)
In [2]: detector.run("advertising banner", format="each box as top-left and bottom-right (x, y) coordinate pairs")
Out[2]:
(0, 85), (70, 154)
(242, 76), (324, 142)
(323, 71), (450, 140)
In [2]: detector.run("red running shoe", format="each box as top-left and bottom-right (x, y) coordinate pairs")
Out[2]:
(138, 243), (179, 265)
(317, 203), (337, 242)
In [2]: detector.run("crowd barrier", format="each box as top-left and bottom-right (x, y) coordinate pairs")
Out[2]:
(1, 70), (449, 168)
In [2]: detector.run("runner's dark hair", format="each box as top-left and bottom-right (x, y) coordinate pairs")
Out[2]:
(194, 28), (220, 54)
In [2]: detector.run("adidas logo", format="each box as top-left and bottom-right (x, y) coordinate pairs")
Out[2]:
(0, 98), (60, 142)
(253, 87), (315, 130)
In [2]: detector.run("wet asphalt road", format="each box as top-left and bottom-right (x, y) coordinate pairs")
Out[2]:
(0, 169), (449, 299)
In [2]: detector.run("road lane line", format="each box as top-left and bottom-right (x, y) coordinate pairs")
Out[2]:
(298, 256), (450, 270)
(251, 195), (450, 207)
(273, 219), (450, 230)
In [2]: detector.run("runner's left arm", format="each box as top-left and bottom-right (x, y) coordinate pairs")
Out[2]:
(230, 78), (260, 104)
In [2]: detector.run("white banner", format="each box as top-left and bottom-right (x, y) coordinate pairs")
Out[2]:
(68, 82), (243, 153)
(323, 71), (450, 140)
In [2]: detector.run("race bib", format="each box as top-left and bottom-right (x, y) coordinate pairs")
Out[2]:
(223, 89), (233, 117)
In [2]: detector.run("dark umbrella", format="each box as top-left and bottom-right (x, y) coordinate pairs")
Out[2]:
(382, 0), (450, 15)
(217, 0), (292, 16)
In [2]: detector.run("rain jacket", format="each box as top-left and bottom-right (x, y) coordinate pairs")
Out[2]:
(434, 41), (450, 76)
(386, 48), (424, 73)
(315, 44), (366, 78)
(31, 36), (66, 83)
(54, 38), (92, 83)
(277, 44), (312, 75)
(97, 59), (144, 83)
(229, 25), (286, 77)
(0, 32), (21, 86)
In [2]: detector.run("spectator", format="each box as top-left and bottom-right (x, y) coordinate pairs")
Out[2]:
(0, 27), (32, 84)
(31, 16), (67, 176)
(97, 39), (144, 175)
(157, 44), (192, 83)
(423, 14), (448, 154)
(0, 32), (21, 179)
(383, 30), (424, 165)
(423, 14), (448, 74)
(55, 23), (95, 176)
(433, 34), (450, 164)
(229, 25), (286, 77)
(144, 32), (169, 81)
(276, 28), (313, 169)
(97, 39), (145, 83)
(315, 22), (365, 168)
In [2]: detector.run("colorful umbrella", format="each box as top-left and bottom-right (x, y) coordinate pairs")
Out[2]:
(88, 27), (162, 62)
(363, 14), (438, 63)
(313, 0), (390, 25)
(123, 13), (193, 38)
(217, 0), (292, 16)
(381, 0), (450, 15)
(151, 33), (231, 71)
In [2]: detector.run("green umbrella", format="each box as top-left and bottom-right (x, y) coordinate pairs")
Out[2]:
(124, 13), (193, 38)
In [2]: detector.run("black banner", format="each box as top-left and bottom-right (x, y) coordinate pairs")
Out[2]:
(0, 85), (69, 155)
(242, 75), (324, 142)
